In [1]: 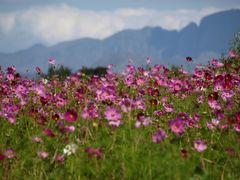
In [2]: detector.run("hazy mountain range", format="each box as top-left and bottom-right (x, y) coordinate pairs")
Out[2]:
(0, 9), (240, 74)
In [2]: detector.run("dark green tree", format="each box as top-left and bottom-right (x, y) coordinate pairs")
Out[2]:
(47, 65), (72, 80)
(80, 66), (107, 76)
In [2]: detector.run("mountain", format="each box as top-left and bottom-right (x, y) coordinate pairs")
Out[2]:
(0, 9), (240, 74)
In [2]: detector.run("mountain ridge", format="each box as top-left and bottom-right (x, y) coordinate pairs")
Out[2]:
(0, 9), (240, 73)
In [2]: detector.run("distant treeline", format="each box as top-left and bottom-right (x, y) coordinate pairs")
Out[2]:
(46, 65), (107, 80)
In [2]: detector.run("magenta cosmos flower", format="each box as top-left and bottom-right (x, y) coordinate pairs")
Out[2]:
(43, 128), (55, 137)
(85, 147), (103, 158)
(64, 109), (78, 122)
(194, 140), (207, 152)
(0, 153), (5, 160)
(169, 118), (185, 135)
(35, 67), (42, 74)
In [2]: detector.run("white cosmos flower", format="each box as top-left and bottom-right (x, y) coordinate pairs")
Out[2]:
(63, 143), (78, 156)
(42, 78), (48, 84)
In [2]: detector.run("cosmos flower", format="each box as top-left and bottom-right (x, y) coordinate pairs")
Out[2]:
(193, 140), (207, 152)
(6, 73), (14, 81)
(35, 67), (42, 74)
(208, 92), (219, 102)
(234, 124), (240, 132)
(104, 107), (122, 121)
(63, 144), (78, 156)
(85, 147), (103, 158)
(180, 149), (188, 158)
(221, 90), (234, 101)
(64, 109), (78, 122)
(37, 151), (49, 159)
(186, 56), (192, 62)
(164, 104), (174, 113)
(236, 112), (240, 123)
(4, 148), (16, 159)
(228, 50), (238, 58)
(146, 57), (151, 65)
(135, 116), (152, 128)
(43, 128), (55, 137)
(177, 112), (190, 122)
(32, 136), (43, 143)
(208, 100), (221, 110)
(65, 125), (75, 132)
(104, 107), (122, 127)
(211, 59), (224, 67)
(48, 57), (56, 65)
(169, 118), (185, 135)
(152, 129), (168, 144)
(6, 114), (16, 124)
(55, 154), (65, 162)
(0, 153), (5, 161)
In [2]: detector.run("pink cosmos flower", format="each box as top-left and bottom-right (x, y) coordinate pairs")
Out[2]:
(55, 154), (65, 162)
(164, 104), (174, 113)
(152, 129), (168, 144)
(65, 125), (75, 132)
(4, 148), (15, 159)
(206, 122), (215, 130)
(108, 64), (113, 69)
(135, 116), (152, 128)
(64, 109), (78, 122)
(37, 151), (49, 159)
(135, 121), (141, 128)
(7, 66), (16, 73)
(211, 59), (224, 67)
(208, 100), (221, 110)
(179, 68), (189, 74)
(220, 124), (229, 129)
(32, 136), (43, 143)
(48, 57), (56, 65)
(6, 73), (14, 81)
(142, 117), (152, 126)
(194, 140), (207, 152)
(6, 114), (16, 124)
(146, 57), (151, 65)
(234, 124), (240, 132)
(221, 90), (234, 101)
(228, 50), (238, 58)
(104, 107), (122, 121)
(109, 120), (122, 127)
(104, 107), (122, 127)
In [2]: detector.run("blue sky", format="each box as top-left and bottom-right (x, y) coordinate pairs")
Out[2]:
(0, 0), (239, 52)
(1, 0), (240, 11)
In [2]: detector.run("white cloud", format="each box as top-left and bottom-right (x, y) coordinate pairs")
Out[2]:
(0, 4), (223, 46)
(0, 13), (15, 33)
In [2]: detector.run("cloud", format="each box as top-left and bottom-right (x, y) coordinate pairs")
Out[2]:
(0, 4), (225, 49)
(0, 13), (15, 33)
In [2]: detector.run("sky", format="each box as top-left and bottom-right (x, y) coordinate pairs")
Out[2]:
(0, 0), (240, 53)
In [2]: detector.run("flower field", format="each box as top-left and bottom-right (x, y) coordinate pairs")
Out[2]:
(0, 53), (240, 179)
